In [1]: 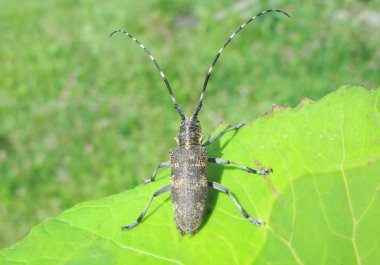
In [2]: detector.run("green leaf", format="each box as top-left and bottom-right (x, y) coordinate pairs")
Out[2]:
(1, 86), (379, 265)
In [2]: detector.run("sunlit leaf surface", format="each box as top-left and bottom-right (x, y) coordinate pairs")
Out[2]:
(0, 86), (379, 265)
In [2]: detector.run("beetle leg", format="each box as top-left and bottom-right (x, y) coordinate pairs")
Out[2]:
(202, 123), (245, 146)
(121, 184), (171, 231)
(208, 181), (264, 226)
(208, 157), (272, 175)
(143, 161), (171, 184)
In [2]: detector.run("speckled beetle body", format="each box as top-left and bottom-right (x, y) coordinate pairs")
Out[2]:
(170, 118), (208, 233)
(111, 9), (289, 235)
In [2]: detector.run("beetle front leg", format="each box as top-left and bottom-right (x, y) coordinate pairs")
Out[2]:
(144, 161), (171, 184)
(202, 123), (245, 146)
(208, 158), (272, 175)
(121, 184), (171, 230)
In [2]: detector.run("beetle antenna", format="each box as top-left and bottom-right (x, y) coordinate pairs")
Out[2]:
(110, 30), (186, 120)
(192, 9), (290, 118)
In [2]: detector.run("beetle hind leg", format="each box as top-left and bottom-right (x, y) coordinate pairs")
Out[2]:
(121, 184), (171, 231)
(208, 181), (264, 226)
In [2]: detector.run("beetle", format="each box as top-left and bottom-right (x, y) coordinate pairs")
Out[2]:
(110, 9), (289, 235)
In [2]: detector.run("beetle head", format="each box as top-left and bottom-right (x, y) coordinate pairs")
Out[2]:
(175, 116), (203, 147)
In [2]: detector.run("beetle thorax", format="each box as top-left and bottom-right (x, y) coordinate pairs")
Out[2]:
(175, 116), (203, 148)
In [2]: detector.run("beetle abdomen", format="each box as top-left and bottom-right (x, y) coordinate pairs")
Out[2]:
(170, 146), (208, 234)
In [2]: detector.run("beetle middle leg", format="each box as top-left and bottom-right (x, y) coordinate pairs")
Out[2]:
(143, 161), (171, 184)
(208, 181), (264, 226)
(208, 158), (272, 175)
(202, 123), (245, 146)
(121, 184), (171, 230)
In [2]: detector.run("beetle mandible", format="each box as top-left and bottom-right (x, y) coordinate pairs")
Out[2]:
(111, 9), (289, 235)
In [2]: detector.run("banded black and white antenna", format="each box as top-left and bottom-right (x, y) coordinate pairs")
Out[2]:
(192, 9), (290, 118)
(110, 30), (186, 120)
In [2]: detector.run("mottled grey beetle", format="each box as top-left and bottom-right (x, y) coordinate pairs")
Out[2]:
(111, 9), (289, 234)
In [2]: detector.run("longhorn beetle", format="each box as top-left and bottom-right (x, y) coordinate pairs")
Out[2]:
(110, 9), (289, 235)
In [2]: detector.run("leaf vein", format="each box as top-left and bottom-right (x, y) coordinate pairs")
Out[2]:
(55, 218), (184, 265)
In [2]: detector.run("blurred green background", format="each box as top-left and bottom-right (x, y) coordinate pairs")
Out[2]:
(0, 0), (379, 248)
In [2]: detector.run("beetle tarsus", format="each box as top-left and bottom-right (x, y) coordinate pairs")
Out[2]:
(257, 168), (273, 175)
(248, 217), (265, 226)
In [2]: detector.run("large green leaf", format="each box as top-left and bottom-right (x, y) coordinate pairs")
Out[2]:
(1, 86), (379, 265)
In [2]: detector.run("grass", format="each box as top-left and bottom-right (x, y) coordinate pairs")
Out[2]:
(0, 0), (379, 247)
